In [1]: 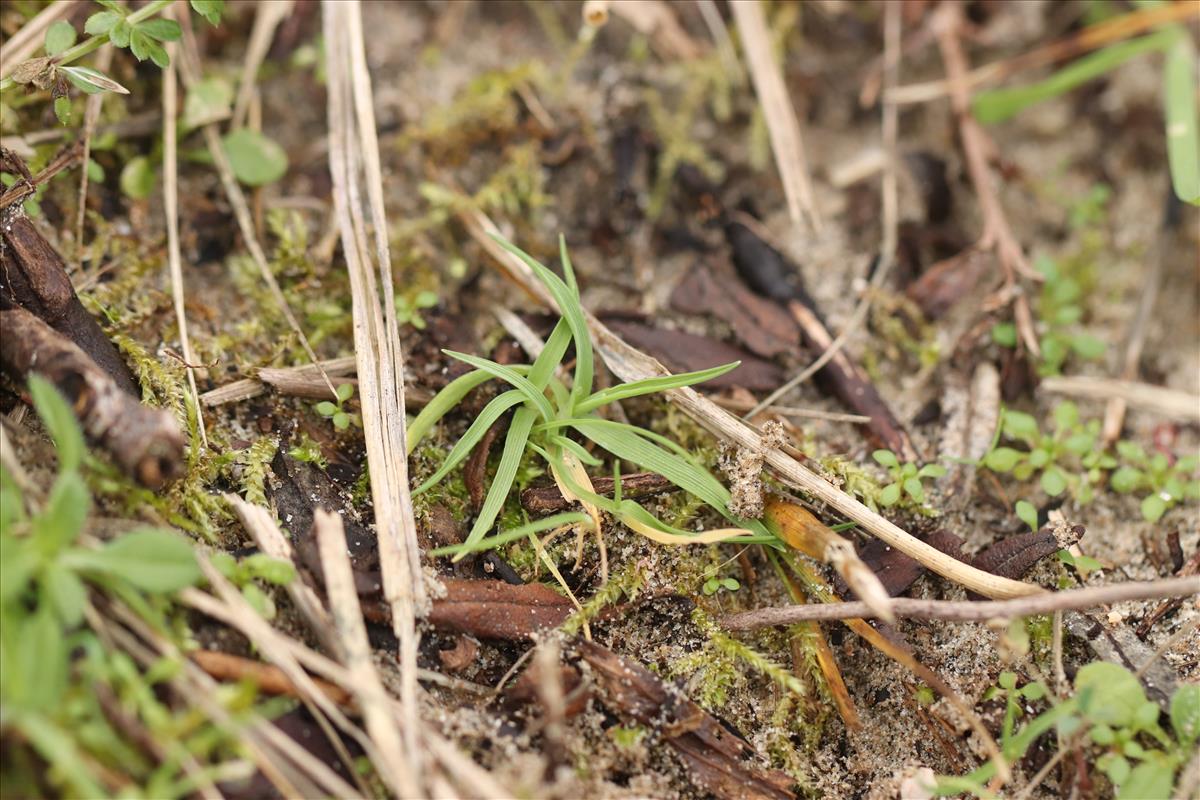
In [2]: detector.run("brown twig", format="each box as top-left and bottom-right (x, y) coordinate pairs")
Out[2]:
(0, 307), (183, 486)
(191, 649), (353, 705)
(933, 2), (1041, 357)
(721, 576), (1200, 629)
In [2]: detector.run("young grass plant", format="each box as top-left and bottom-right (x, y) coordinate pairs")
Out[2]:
(410, 236), (775, 568)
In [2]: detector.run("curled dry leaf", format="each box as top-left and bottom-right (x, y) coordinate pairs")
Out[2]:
(426, 578), (574, 640)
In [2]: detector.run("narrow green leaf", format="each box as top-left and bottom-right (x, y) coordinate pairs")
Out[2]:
(550, 435), (602, 466)
(407, 369), (494, 451)
(33, 472), (89, 555)
(28, 375), (84, 473)
(432, 512), (589, 557)
(574, 361), (740, 414)
(462, 406), (536, 548)
(414, 390), (525, 494)
(61, 65), (129, 95)
(973, 28), (1177, 124)
(442, 350), (555, 421)
(1164, 33), (1200, 203)
(43, 565), (87, 628)
(1015, 500), (1038, 532)
(491, 236), (594, 404)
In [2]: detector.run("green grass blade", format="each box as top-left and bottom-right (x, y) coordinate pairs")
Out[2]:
(464, 405), (537, 547)
(443, 350), (555, 421)
(972, 28), (1177, 124)
(491, 235), (594, 406)
(550, 434), (603, 466)
(574, 362), (741, 415)
(1164, 33), (1200, 204)
(434, 511), (589, 557)
(569, 417), (771, 536)
(528, 318), (572, 389)
(539, 416), (701, 464)
(413, 390), (526, 495)
(407, 366), (526, 453)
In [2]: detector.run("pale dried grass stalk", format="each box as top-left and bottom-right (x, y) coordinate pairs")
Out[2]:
(729, 0), (821, 232)
(461, 207), (1040, 599)
(199, 356), (358, 407)
(0, 0), (80, 77)
(314, 509), (416, 797)
(1041, 376), (1200, 422)
(162, 45), (207, 447)
(322, 0), (427, 781)
(75, 45), (112, 251)
(232, 0), (293, 130)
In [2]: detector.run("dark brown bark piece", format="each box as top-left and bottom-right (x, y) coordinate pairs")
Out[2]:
(723, 218), (919, 461)
(670, 262), (800, 358)
(579, 641), (796, 800)
(521, 471), (673, 514)
(905, 247), (993, 320)
(1, 150), (137, 395)
(600, 317), (784, 391)
(0, 307), (184, 487)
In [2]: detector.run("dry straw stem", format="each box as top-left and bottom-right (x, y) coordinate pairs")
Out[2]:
(314, 509), (416, 798)
(107, 601), (358, 799)
(200, 356), (357, 406)
(462, 207), (1039, 600)
(0, 0), (80, 77)
(174, 16), (336, 400)
(713, 394), (871, 424)
(323, 0), (427, 780)
(224, 494), (342, 658)
(730, 0), (822, 232)
(721, 576), (1200, 629)
(1040, 376), (1200, 422)
(75, 44), (112, 250)
(745, 0), (901, 418)
(231, 0), (293, 130)
(162, 44), (207, 447)
(583, 0), (703, 60)
(190, 649), (354, 706)
(933, 1), (1041, 356)
(886, 2), (1200, 105)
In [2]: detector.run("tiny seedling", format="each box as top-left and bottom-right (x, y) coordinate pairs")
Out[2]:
(1110, 442), (1199, 523)
(209, 551), (295, 620)
(315, 382), (359, 431)
(937, 663), (1199, 799)
(395, 289), (439, 330)
(702, 575), (741, 596)
(871, 449), (945, 514)
(410, 236), (776, 561)
(982, 402), (1114, 501)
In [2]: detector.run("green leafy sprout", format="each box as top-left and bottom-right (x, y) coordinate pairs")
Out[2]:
(1110, 441), (1200, 523)
(410, 236), (776, 560)
(2, 376), (206, 797)
(395, 289), (439, 330)
(315, 382), (359, 431)
(936, 663), (1199, 799)
(702, 575), (741, 596)
(982, 402), (1114, 502)
(871, 449), (946, 514)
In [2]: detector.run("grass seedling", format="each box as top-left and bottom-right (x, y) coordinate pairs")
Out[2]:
(410, 236), (776, 570)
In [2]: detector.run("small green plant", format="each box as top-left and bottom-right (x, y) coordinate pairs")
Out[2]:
(982, 402), (1114, 502)
(1110, 442), (1199, 522)
(394, 289), (439, 330)
(871, 449), (945, 514)
(209, 551), (295, 620)
(288, 430), (329, 469)
(992, 256), (1106, 377)
(2, 376), (205, 796)
(315, 382), (359, 431)
(702, 575), (741, 596)
(411, 236), (777, 559)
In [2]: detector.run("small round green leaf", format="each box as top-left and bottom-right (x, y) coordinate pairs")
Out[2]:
(1015, 500), (1038, 532)
(1041, 467), (1068, 497)
(984, 447), (1022, 473)
(872, 449), (900, 469)
(878, 483), (902, 506)
(1140, 493), (1167, 523)
(220, 129), (288, 186)
(44, 21), (77, 56)
(119, 155), (155, 200)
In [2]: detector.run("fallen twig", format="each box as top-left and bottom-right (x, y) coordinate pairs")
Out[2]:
(721, 576), (1200, 629)
(0, 307), (184, 487)
(1039, 376), (1200, 422)
(190, 649), (353, 706)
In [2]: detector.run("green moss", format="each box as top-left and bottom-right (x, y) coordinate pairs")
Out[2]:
(562, 560), (645, 635)
(239, 437), (279, 508)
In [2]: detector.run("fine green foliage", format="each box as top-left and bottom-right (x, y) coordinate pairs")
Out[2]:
(2, 377), (207, 797)
(1110, 442), (1200, 522)
(210, 551), (295, 621)
(871, 449), (946, 513)
(409, 236), (774, 557)
(982, 402), (1115, 502)
(315, 382), (359, 431)
(936, 663), (1198, 798)
(395, 289), (440, 330)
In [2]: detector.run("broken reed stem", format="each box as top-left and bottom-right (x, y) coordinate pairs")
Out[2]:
(730, 0), (822, 232)
(721, 576), (1200, 629)
(933, 1), (1041, 356)
(463, 207), (1039, 599)
(232, 0), (292, 130)
(745, 0), (901, 418)
(162, 43), (207, 448)
(1040, 376), (1200, 421)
